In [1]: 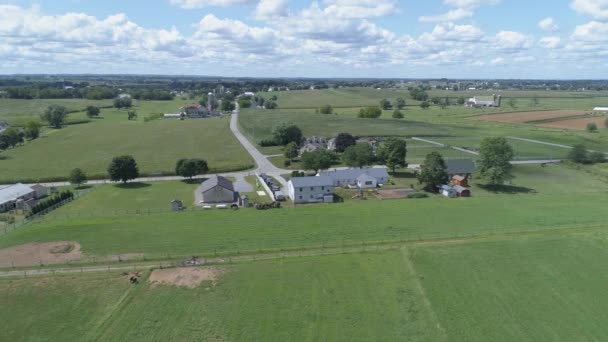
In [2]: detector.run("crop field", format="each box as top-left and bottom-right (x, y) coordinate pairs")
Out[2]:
(536, 116), (608, 130)
(0, 116), (253, 183)
(472, 110), (587, 123)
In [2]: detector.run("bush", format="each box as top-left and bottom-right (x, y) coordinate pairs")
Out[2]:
(319, 105), (333, 114)
(392, 109), (404, 119)
(259, 139), (278, 147)
(589, 151), (606, 164)
(284, 160), (291, 167)
(357, 106), (382, 118)
(27, 190), (74, 217)
(407, 192), (429, 199)
(291, 170), (305, 177)
(587, 122), (598, 132)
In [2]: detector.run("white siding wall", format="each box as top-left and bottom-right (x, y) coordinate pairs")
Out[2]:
(289, 184), (333, 203)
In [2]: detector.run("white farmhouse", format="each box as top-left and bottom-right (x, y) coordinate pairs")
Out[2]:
(287, 176), (334, 203)
(318, 167), (389, 188)
(465, 94), (502, 107)
(0, 183), (47, 212)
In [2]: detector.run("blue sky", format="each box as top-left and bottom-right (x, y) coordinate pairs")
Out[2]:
(1, 0), (608, 78)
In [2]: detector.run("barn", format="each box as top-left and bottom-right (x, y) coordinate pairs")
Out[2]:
(197, 176), (236, 204)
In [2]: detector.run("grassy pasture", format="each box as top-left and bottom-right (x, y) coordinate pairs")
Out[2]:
(0, 98), (113, 125)
(0, 116), (253, 183)
(2, 180), (608, 259)
(413, 234), (608, 341)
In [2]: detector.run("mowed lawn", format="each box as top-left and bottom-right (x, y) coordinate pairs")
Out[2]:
(0, 98), (113, 125)
(3, 190), (608, 259)
(412, 233), (608, 341)
(0, 117), (253, 182)
(0, 251), (441, 341)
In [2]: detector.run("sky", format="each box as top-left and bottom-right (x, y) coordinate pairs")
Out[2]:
(1, 0), (608, 78)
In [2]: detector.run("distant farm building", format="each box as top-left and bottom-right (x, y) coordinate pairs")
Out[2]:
(439, 185), (471, 198)
(197, 176), (236, 204)
(0, 121), (10, 133)
(287, 176), (334, 203)
(593, 107), (608, 113)
(318, 167), (389, 188)
(0, 183), (48, 212)
(446, 159), (476, 179)
(452, 175), (468, 187)
(466, 94), (502, 107)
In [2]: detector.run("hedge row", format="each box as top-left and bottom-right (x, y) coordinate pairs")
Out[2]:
(27, 190), (74, 217)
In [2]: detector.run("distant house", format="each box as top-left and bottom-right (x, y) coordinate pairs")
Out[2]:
(318, 167), (389, 188)
(356, 174), (377, 189)
(439, 185), (471, 198)
(466, 94), (501, 107)
(445, 159), (476, 179)
(118, 93), (131, 99)
(452, 175), (468, 187)
(198, 176), (236, 204)
(287, 176), (334, 203)
(0, 121), (10, 133)
(0, 183), (47, 213)
(299, 136), (329, 155)
(180, 104), (207, 117)
(593, 107), (608, 113)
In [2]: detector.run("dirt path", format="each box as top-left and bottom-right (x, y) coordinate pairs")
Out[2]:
(0, 241), (82, 267)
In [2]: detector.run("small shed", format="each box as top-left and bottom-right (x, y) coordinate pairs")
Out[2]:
(439, 185), (457, 198)
(453, 185), (471, 197)
(452, 175), (468, 187)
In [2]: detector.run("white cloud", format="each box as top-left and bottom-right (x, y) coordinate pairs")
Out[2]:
(494, 31), (533, 52)
(170, 0), (255, 8)
(491, 57), (505, 65)
(538, 17), (559, 32)
(443, 0), (500, 10)
(570, 0), (608, 21)
(419, 9), (473, 22)
(322, 0), (398, 19)
(254, 0), (288, 19)
(422, 22), (484, 42)
(539, 36), (562, 48)
(572, 20), (608, 41)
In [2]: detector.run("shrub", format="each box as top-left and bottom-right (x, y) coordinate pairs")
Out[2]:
(291, 170), (305, 177)
(357, 106), (382, 118)
(319, 105), (333, 114)
(284, 160), (291, 167)
(407, 192), (429, 199)
(392, 109), (404, 119)
(589, 151), (606, 164)
(259, 139), (278, 147)
(586, 122), (598, 132)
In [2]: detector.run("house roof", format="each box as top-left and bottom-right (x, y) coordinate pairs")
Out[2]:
(473, 96), (495, 102)
(446, 159), (476, 175)
(452, 175), (466, 181)
(289, 176), (333, 187)
(0, 183), (35, 204)
(453, 185), (469, 193)
(319, 167), (389, 180)
(200, 176), (234, 193)
(30, 184), (46, 192)
(356, 174), (376, 182)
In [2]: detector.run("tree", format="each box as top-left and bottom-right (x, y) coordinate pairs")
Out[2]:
(457, 96), (466, 105)
(238, 98), (251, 108)
(392, 109), (404, 119)
(507, 98), (517, 108)
(272, 123), (303, 146)
(395, 97), (406, 109)
(417, 152), (449, 191)
(0, 128), (23, 148)
(41, 105), (68, 128)
(301, 149), (336, 173)
(380, 99), (392, 110)
(568, 144), (588, 164)
(377, 138), (407, 173)
(586, 122), (598, 132)
(589, 151), (606, 164)
(284, 142), (299, 161)
(68, 168), (87, 188)
(175, 158), (209, 179)
(221, 100), (235, 111)
(478, 137), (514, 186)
(334, 132), (356, 153)
(265, 100), (278, 109)
(342, 144), (375, 168)
(127, 110), (137, 120)
(24, 121), (41, 140)
(113, 97), (132, 108)
(319, 105), (333, 114)
(108, 155), (139, 183)
(85, 106), (100, 117)
(358, 106), (382, 118)
(420, 101), (430, 110)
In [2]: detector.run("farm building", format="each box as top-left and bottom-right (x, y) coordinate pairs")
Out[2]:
(318, 167), (389, 188)
(466, 94), (502, 107)
(593, 107), (608, 113)
(299, 136), (330, 155)
(197, 176), (236, 204)
(287, 176), (334, 203)
(454, 185), (471, 197)
(446, 159), (476, 179)
(356, 174), (378, 189)
(439, 185), (471, 198)
(0, 183), (47, 212)
(452, 175), (468, 187)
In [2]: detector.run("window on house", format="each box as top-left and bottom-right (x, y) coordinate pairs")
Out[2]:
(365, 181), (373, 185)
(299, 196), (302, 199)
(310, 195), (313, 199)
(299, 188), (303, 192)
(321, 186), (324, 190)
(310, 187), (313, 190)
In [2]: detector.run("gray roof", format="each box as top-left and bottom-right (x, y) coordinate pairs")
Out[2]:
(0, 183), (35, 204)
(356, 174), (376, 182)
(319, 167), (389, 180)
(289, 176), (334, 187)
(446, 159), (476, 174)
(200, 176), (234, 193)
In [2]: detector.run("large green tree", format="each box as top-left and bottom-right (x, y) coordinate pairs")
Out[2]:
(395, 97), (406, 109)
(334, 132), (357, 153)
(41, 105), (68, 128)
(380, 99), (392, 110)
(108, 155), (139, 183)
(377, 138), (407, 173)
(85, 106), (100, 117)
(568, 144), (588, 164)
(343, 144), (375, 168)
(301, 149), (336, 173)
(284, 142), (299, 161)
(24, 121), (41, 140)
(175, 158), (209, 179)
(417, 152), (449, 191)
(272, 123), (303, 146)
(68, 168), (87, 188)
(357, 106), (382, 118)
(478, 137), (514, 186)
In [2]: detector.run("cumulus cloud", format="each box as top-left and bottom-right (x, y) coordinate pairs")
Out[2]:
(570, 0), (608, 21)
(538, 17), (559, 31)
(254, 0), (288, 19)
(494, 31), (533, 52)
(572, 20), (608, 41)
(539, 36), (562, 48)
(170, 0), (255, 8)
(323, 0), (399, 19)
(443, 0), (500, 10)
(422, 22), (484, 42)
(419, 9), (473, 22)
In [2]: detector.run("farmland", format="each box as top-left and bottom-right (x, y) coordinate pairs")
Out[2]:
(0, 109), (253, 183)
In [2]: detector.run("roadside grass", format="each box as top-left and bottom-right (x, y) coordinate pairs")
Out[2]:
(0, 117), (253, 183)
(0, 272), (130, 341)
(413, 233), (608, 341)
(3, 189), (608, 258)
